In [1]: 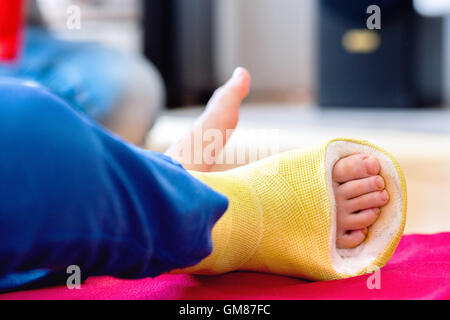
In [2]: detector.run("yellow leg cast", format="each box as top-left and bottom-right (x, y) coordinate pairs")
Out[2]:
(173, 138), (407, 281)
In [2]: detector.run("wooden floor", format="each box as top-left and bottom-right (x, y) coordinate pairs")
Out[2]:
(146, 104), (450, 235)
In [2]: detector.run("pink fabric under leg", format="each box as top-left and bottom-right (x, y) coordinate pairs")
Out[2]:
(1, 233), (449, 300)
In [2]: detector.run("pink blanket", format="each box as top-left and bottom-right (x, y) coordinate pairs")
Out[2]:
(1, 233), (449, 300)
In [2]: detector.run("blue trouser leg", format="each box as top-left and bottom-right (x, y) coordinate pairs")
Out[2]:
(0, 80), (228, 291)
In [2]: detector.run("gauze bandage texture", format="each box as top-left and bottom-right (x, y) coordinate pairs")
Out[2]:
(174, 138), (407, 281)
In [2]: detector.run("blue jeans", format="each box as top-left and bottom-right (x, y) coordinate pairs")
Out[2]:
(0, 28), (128, 121)
(0, 80), (227, 292)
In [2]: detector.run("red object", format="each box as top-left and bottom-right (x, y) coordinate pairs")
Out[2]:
(1, 233), (450, 300)
(0, 0), (24, 61)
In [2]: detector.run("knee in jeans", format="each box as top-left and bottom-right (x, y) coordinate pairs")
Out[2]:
(0, 80), (99, 159)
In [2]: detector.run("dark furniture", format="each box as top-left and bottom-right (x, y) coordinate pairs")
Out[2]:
(142, 0), (215, 108)
(319, 0), (443, 108)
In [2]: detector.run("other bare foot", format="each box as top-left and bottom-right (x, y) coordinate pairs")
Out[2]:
(165, 67), (250, 171)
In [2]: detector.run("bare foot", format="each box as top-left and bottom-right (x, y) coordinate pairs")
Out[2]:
(165, 67), (251, 171)
(333, 154), (389, 249)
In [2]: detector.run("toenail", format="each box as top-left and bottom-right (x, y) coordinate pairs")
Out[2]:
(375, 176), (384, 189)
(232, 67), (245, 79)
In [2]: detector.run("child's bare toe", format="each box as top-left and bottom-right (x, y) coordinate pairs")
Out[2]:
(336, 228), (368, 249)
(333, 154), (387, 249)
(345, 190), (389, 213)
(332, 154), (380, 183)
(337, 175), (385, 200)
(340, 208), (381, 231)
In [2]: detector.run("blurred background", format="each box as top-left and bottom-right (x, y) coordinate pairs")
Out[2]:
(2, 0), (450, 235)
(34, 0), (450, 107)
